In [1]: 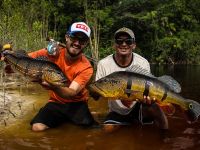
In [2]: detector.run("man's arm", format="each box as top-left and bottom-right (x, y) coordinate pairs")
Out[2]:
(41, 66), (93, 99)
(41, 80), (82, 99)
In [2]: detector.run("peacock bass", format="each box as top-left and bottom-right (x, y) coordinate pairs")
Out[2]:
(89, 65), (200, 123)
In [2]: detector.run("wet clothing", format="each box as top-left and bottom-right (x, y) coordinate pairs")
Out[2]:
(29, 47), (96, 127)
(104, 102), (141, 125)
(30, 101), (95, 128)
(104, 102), (154, 125)
(95, 53), (151, 125)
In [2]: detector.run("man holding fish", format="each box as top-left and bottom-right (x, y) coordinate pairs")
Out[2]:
(94, 27), (169, 133)
(28, 22), (97, 131)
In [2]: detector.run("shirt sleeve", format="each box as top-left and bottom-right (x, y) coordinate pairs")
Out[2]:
(95, 61), (107, 81)
(28, 49), (47, 58)
(134, 53), (151, 73)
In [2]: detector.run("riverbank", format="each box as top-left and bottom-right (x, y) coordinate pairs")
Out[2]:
(0, 72), (48, 131)
(0, 71), (107, 133)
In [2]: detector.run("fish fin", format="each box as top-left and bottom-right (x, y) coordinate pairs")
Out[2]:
(13, 50), (29, 57)
(3, 50), (29, 59)
(126, 65), (155, 78)
(35, 56), (50, 61)
(157, 75), (181, 93)
(126, 65), (181, 93)
(158, 102), (176, 116)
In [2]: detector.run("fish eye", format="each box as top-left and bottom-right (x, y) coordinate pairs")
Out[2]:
(189, 103), (193, 109)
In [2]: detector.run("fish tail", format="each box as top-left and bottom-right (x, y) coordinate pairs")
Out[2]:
(185, 99), (200, 123)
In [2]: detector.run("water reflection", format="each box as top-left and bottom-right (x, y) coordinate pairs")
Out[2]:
(151, 64), (200, 100)
(0, 65), (200, 150)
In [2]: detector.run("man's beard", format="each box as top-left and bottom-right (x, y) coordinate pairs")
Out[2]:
(67, 44), (83, 57)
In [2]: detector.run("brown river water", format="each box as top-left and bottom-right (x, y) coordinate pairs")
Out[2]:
(0, 64), (200, 150)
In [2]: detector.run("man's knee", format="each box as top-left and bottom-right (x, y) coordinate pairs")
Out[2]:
(32, 123), (49, 132)
(103, 124), (121, 133)
(143, 103), (169, 129)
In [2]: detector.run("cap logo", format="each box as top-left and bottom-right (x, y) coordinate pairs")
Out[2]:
(76, 24), (88, 32)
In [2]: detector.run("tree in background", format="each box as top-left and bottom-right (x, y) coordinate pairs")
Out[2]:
(0, 0), (54, 50)
(109, 0), (200, 64)
(0, 0), (200, 64)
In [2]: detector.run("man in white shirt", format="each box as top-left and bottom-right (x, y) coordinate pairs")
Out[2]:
(95, 27), (168, 133)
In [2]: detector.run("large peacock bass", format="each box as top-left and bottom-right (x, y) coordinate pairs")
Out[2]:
(89, 65), (200, 123)
(2, 50), (67, 86)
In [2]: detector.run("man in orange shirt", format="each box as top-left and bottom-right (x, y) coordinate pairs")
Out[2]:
(29, 22), (97, 131)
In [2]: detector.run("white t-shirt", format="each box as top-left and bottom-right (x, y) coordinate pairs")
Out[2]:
(95, 53), (150, 115)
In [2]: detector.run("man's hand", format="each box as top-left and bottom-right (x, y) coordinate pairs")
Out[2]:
(39, 81), (58, 90)
(141, 95), (156, 105)
(39, 80), (81, 99)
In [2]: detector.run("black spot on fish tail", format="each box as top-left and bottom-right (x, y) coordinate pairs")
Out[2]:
(185, 100), (200, 123)
(186, 110), (198, 124)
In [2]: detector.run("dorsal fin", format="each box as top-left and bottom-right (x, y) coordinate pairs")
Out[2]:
(126, 65), (181, 93)
(157, 75), (181, 93)
(5, 50), (29, 58)
(126, 65), (155, 78)
(35, 56), (50, 61)
(14, 50), (29, 56)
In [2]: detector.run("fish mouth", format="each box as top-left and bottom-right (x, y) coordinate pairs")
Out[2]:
(89, 84), (106, 100)
(50, 79), (67, 86)
(61, 79), (67, 83)
(59, 79), (68, 86)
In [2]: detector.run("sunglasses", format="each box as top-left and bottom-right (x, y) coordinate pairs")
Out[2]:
(69, 34), (88, 45)
(115, 38), (134, 45)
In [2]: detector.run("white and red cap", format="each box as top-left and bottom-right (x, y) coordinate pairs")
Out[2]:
(68, 22), (91, 38)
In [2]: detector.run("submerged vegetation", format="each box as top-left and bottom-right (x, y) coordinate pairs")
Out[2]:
(0, 0), (200, 64)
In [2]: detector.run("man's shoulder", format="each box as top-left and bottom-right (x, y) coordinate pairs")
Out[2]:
(98, 54), (113, 64)
(28, 48), (47, 58)
(77, 55), (93, 71)
(133, 53), (149, 63)
(81, 54), (93, 64)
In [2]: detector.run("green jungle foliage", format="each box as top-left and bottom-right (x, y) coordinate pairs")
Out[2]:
(0, 0), (200, 64)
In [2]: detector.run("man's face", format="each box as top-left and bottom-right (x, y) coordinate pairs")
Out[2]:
(114, 34), (136, 56)
(65, 32), (89, 57)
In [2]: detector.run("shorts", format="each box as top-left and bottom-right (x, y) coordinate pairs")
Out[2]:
(30, 101), (96, 128)
(104, 103), (154, 125)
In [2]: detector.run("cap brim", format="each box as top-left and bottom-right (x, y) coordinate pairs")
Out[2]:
(115, 32), (133, 39)
(69, 31), (89, 38)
